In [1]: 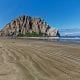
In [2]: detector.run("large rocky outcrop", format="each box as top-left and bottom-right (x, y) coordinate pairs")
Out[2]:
(1, 15), (60, 37)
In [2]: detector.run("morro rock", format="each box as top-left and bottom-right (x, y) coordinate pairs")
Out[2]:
(1, 15), (60, 37)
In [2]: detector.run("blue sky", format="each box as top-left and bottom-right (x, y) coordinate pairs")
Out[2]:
(0, 0), (80, 31)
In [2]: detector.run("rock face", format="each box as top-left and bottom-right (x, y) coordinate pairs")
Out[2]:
(1, 15), (60, 37)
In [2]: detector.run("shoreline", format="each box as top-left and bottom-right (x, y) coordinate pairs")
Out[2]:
(0, 36), (80, 45)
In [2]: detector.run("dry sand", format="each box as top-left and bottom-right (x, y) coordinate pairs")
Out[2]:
(0, 39), (80, 80)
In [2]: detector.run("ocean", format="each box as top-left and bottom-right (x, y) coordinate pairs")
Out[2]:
(59, 36), (80, 43)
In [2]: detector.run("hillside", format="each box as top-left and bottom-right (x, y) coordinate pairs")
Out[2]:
(0, 15), (60, 37)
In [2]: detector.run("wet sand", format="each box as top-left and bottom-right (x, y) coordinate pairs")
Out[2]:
(0, 39), (80, 80)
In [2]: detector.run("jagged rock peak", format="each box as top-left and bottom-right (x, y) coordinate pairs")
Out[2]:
(1, 15), (60, 37)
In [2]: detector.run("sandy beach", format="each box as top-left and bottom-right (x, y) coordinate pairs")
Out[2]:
(0, 38), (80, 80)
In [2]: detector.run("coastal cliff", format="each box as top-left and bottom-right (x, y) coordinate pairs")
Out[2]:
(0, 15), (60, 37)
